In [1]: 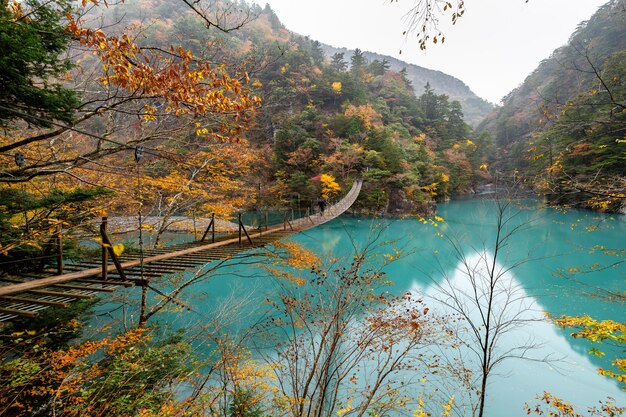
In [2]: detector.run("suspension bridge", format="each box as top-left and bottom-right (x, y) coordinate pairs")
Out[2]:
(0, 180), (362, 322)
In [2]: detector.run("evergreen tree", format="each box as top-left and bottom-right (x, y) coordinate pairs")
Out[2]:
(0, 0), (79, 127)
(331, 52), (347, 72)
(310, 40), (325, 66)
(350, 48), (367, 77)
(369, 59), (390, 76)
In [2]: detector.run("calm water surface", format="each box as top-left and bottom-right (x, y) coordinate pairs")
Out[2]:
(94, 199), (625, 415)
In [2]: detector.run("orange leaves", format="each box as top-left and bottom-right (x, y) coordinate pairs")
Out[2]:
(1, 328), (153, 415)
(270, 241), (321, 270)
(524, 391), (625, 416)
(344, 104), (383, 131)
(66, 15), (260, 134)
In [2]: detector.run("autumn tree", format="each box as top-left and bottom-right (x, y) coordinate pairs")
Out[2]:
(255, 231), (460, 417)
(0, 0), (261, 266)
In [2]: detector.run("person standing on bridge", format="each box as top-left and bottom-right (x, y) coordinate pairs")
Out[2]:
(317, 197), (327, 216)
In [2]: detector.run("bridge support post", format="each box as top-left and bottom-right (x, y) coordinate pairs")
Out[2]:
(99, 217), (128, 281)
(238, 213), (243, 245)
(101, 217), (108, 281)
(200, 213), (215, 243)
(56, 224), (63, 275)
(237, 213), (253, 245)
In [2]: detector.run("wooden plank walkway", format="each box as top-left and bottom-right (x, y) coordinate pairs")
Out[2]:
(0, 180), (362, 322)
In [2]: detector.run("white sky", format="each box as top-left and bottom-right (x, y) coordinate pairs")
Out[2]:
(257, 0), (607, 104)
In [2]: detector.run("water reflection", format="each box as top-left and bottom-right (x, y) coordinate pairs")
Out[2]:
(415, 252), (624, 416)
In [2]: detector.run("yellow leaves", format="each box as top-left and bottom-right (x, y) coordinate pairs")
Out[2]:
(589, 348), (605, 358)
(552, 314), (625, 384)
(112, 243), (124, 257)
(6, 0), (21, 16)
(262, 266), (307, 286)
(344, 104), (383, 130)
(415, 133), (426, 143)
(383, 249), (402, 262)
(331, 81), (342, 93)
(547, 159), (562, 173)
(11, 330), (37, 337)
(479, 163), (488, 170)
(320, 173), (341, 199)
(440, 173), (449, 183)
(441, 396), (454, 416)
(280, 63), (289, 74)
(413, 397), (428, 417)
(143, 105), (157, 122)
(336, 398), (353, 416)
(422, 182), (439, 197)
(418, 216), (443, 229)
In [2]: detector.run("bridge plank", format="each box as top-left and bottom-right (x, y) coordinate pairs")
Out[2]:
(0, 180), (362, 301)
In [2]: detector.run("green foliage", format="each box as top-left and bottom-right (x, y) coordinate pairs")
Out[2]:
(480, 0), (626, 212)
(0, 187), (110, 272)
(240, 29), (489, 213)
(0, 324), (193, 417)
(74, 330), (192, 416)
(0, 301), (96, 414)
(530, 50), (626, 211)
(0, 0), (80, 127)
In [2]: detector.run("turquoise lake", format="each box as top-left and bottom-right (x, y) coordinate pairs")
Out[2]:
(92, 199), (626, 416)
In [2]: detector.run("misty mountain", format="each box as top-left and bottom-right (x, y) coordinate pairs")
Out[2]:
(478, 0), (626, 157)
(322, 45), (495, 126)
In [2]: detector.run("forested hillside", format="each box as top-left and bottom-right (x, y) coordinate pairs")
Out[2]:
(88, 0), (494, 215)
(323, 46), (495, 126)
(479, 0), (626, 212)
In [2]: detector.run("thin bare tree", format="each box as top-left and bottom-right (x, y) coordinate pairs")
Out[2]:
(431, 199), (556, 417)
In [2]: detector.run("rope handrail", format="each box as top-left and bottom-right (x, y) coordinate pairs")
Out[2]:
(0, 179), (363, 308)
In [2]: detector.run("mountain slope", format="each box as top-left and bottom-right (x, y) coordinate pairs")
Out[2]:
(477, 0), (626, 211)
(323, 46), (494, 126)
(478, 0), (626, 152)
